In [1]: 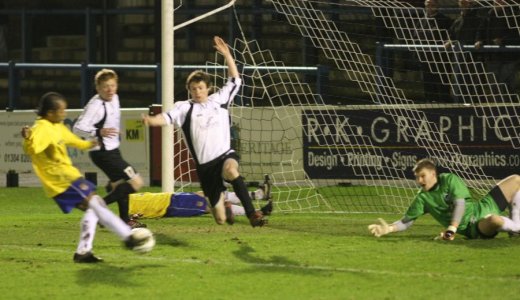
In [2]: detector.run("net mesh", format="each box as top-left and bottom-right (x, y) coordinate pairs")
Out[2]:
(171, 0), (519, 213)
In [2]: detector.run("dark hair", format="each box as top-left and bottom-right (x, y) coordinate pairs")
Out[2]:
(36, 92), (66, 117)
(185, 70), (212, 90)
(412, 158), (437, 173)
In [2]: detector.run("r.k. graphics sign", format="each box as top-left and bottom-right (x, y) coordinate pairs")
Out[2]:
(303, 106), (519, 179)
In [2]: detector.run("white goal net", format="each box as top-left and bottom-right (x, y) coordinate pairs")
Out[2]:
(171, 0), (519, 214)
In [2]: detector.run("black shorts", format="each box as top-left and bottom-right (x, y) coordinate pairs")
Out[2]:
(488, 184), (508, 211)
(89, 148), (138, 182)
(196, 151), (239, 207)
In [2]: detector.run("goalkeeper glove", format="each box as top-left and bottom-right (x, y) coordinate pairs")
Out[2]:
(368, 218), (394, 237)
(440, 225), (457, 241)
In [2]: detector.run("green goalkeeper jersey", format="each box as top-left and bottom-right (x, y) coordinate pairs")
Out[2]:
(404, 173), (476, 231)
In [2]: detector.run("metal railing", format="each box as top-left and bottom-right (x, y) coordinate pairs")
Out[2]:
(0, 62), (327, 109)
(375, 42), (520, 75)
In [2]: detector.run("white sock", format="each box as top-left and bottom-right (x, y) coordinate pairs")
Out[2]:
(231, 204), (246, 216)
(88, 195), (132, 240)
(225, 190), (263, 203)
(511, 191), (520, 222)
(76, 208), (98, 255)
(499, 216), (520, 232)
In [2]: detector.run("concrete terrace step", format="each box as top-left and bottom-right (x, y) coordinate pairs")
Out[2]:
(117, 0), (154, 8)
(30, 69), (81, 77)
(116, 50), (155, 63)
(31, 47), (91, 62)
(121, 23), (155, 36)
(259, 37), (302, 51)
(119, 81), (155, 93)
(0, 78), (8, 90)
(19, 78), (80, 91)
(118, 14), (155, 25)
(46, 35), (86, 48)
(123, 70), (156, 79)
(122, 37), (155, 50)
(115, 49), (216, 64)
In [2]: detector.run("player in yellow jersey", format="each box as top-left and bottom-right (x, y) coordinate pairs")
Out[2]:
(22, 92), (153, 263)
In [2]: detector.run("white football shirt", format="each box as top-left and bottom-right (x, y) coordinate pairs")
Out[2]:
(73, 94), (121, 151)
(162, 77), (241, 165)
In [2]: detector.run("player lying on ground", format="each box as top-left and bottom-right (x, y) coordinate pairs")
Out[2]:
(368, 158), (520, 240)
(142, 36), (267, 227)
(129, 176), (273, 223)
(22, 92), (154, 263)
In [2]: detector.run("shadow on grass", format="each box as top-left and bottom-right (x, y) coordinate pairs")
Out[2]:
(456, 234), (520, 249)
(154, 232), (189, 248)
(232, 243), (331, 276)
(76, 263), (165, 287)
(266, 218), (370, 237)
(378, 231), (520, 249)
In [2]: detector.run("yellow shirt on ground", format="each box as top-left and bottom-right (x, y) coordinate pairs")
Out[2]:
(129, 192), (172, 218)
(23, 118), (93, 197)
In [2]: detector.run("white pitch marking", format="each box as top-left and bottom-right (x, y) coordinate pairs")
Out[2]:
(2, 244), (518, 282)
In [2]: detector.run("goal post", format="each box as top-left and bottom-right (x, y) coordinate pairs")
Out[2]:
(160, 0), (237, 193)
(161, 0), (174, 193)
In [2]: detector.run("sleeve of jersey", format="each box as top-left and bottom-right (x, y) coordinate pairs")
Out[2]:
(403, 195), (426, 221)
(23, 123), (50, 155)
(62, 124), (93, 150)
(211, 77), (242, 105)
(73, 101), (102, 138)
(162, 101), (189, 127)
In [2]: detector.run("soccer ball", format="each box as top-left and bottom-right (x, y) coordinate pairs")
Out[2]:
(130, 228), (156, 254)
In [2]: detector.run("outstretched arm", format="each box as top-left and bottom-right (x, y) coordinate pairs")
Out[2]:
(213, 36), (239, 79)
(368, 218), (414, 237)
(142, 113), (167, 127)
(63, 126), (97, 150)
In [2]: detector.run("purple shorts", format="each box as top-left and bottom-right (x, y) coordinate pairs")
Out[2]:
(166, 192), (208, 217)
(53, 178), (96, 213)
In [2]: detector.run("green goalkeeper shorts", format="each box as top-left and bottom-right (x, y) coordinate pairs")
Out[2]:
(459, 193), (503, 239)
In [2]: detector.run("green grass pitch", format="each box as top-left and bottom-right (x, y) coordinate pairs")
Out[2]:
(2, 187), (520, 299)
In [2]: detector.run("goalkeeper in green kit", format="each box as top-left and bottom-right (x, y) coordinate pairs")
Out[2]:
(369, 158), (520, 240)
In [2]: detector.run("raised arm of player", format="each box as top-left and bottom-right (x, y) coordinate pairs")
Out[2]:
(213, 36), (239, 79)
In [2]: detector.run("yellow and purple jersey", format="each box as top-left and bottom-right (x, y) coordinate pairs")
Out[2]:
(23, 118), (93, 197)
(129, 192), (208, 218)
